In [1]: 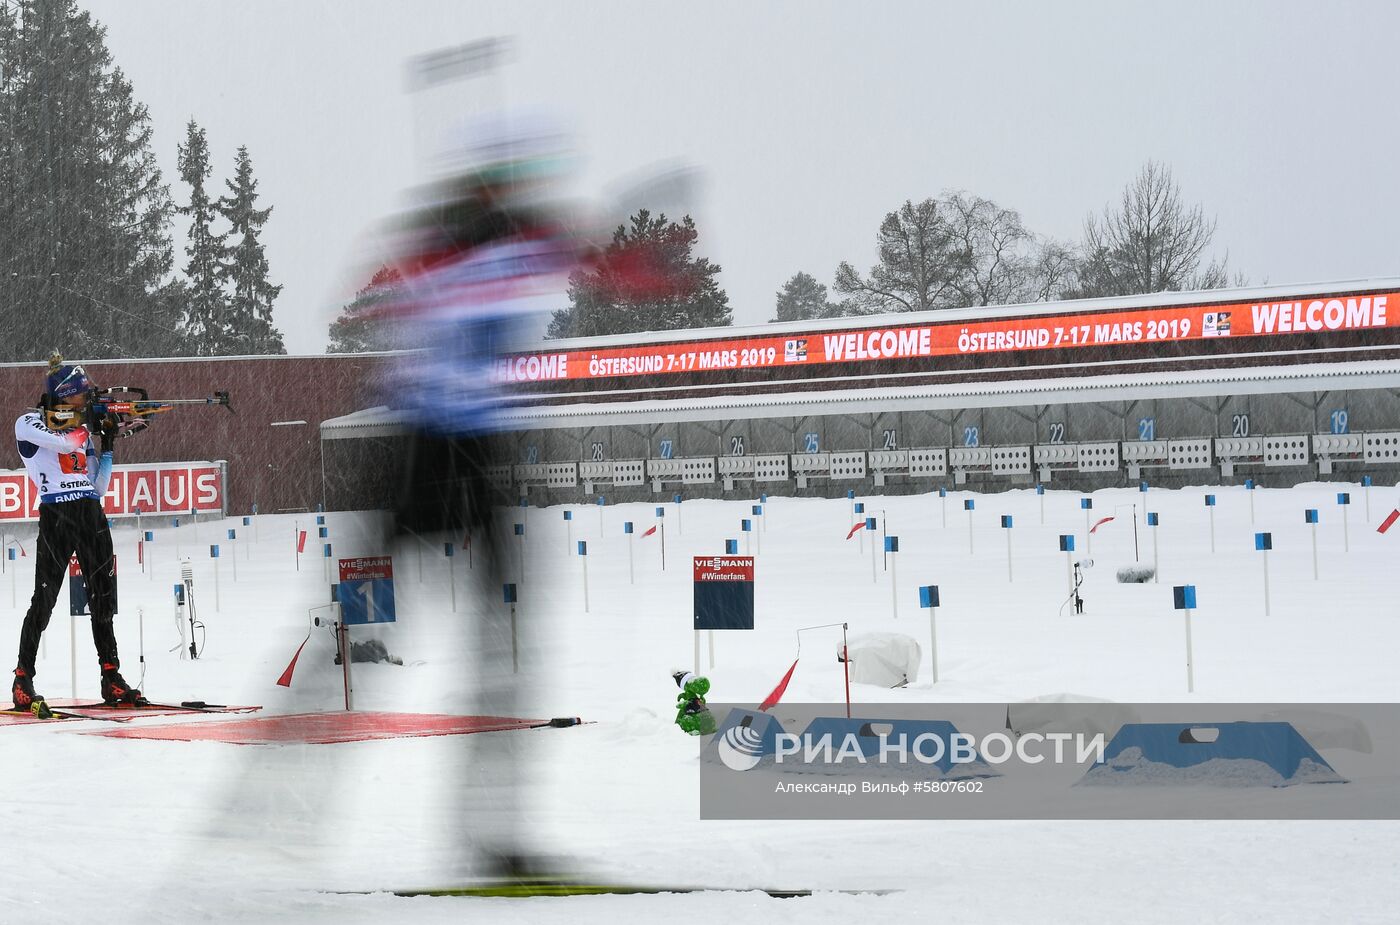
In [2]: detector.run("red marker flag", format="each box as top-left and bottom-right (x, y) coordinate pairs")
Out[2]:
(1378, 509), (1400, 534)
(275, 633), (311, 687)
(296, 530), (307, 553)
(1089, 516), (1116, 534)
(845, 522), (866, 540)
(641, 525), (658, 538)
(758, 659), (799, 712)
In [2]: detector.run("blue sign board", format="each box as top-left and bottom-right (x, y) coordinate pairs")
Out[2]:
(339, 557), (396, 626)
(919, 585), (940, 608)
(693, 556), (755, 631)
(1172, 585), (1197, 610)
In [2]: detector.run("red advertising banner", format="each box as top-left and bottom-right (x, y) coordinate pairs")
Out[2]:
(498, 290), (1398, 383)
(339, 556), (394, 582)
(692, 556), (755, 582)
(0, 461), (225, 522)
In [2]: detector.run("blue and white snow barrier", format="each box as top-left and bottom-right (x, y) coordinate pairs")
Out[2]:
(1080, 722), (1344, 787)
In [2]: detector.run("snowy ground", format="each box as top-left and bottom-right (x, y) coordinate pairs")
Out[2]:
(1, 482), (1398, 923)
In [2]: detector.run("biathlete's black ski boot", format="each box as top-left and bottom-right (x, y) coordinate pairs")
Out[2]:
(11, 668), (52, 718)
(99, 663), (146, 707)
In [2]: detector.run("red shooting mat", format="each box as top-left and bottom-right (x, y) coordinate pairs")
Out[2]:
(85, 711), (548, 745)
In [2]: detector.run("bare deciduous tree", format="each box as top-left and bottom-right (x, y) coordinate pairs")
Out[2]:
(1071, 161), (1232, 298)
(834, 199), (963, 313)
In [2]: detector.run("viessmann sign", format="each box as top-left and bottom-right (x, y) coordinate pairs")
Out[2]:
(495, 290), (1398, 383)
(0, 461), (226, 521)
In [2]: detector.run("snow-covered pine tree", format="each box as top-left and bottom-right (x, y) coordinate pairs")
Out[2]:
(327, 265), (403, 353)
(217, 145), (285, 354)
(177, 119), (230, 355)
(0, 0), (185, 360)
(547, 210), (730, 339)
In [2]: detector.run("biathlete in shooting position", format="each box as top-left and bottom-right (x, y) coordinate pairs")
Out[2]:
(10, 358), (147, 716)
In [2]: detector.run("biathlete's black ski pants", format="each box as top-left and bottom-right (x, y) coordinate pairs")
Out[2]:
(15, 497), (119, 678)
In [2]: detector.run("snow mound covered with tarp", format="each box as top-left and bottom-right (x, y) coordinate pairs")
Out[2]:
(1079, 721), (1345, 787)
(840, 632), (921, 687)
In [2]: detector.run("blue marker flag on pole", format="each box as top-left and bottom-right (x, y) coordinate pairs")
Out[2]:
(1036, 484), (1044, 495)
(847, 489), (855, 499)
(938, 487), (947, 498)
(854, 502), (865, 514)
(227, 529), (236, 540)
(655, 507), (665, 518)
(1173, 585), (1197, 609)
(444, 543), (455, 557)
(752, 505), (762, 516)
(6, 548), (14, 561)
(1255, 532), (1273, 551)
(884, 536), (899, 553)
(597, 497), (606, 506)
(1140, 481), (1149, 492)
(1305, 509), (1319, 524)
(210, 545), (220, 558)
(503, 584), (517, 604)
(577, 541), (587, 556)
(316, 515), (325, 525)
(242, 516), (250, 526)
(1080, 498), (1093, 509)
(1363, 476), (1373, 487)
(674, 494), (682, 504)
(865, 517), (876, 530)
(1059, 534), (1075, 552)
(323, 543), (332, 558)
(1337, 492), (1351, 505)
(725, 539), (738, 554)
(1245, 479), (1256, 490)
(624, 521), (634, 534)
(1147, 512), (1159, 526)
(919, 585), (940, 608)
(741, 519), (751, 532)
(514, 523), (525, 536)
(1204, 495), (1216, 507)
(964, 499), (975, 511)
(144, 531), (153, 541)
(1001, 515), (1013, 529)
(563, 510), (573, 521)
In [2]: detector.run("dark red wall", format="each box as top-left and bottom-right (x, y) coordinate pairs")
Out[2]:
(0, 354), (391, 515)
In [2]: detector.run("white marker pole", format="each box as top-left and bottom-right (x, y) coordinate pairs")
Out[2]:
(1005, 521), (1014, 583)
(967, 507), (975, 555)
(215, 551), (222, 613)
(580, 542), (590, 614)
(928, 603), (939, 683)
(868, 520), (877, 584)
(1040, 490), (1045, 526)
(1262, 548), (1270, 617)
(709, 630), (715, 670)
(889, 546), (898, 620)
(1153, 528), (1160, 582)
(1343, 504), (1350, 553)
(942, 492), (948, 529)
(1184, 606), (1195, 694)
(1311, 520), (1319, 581)
(70, 613), (76, 699)
(1209, 506), (1216, 554)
